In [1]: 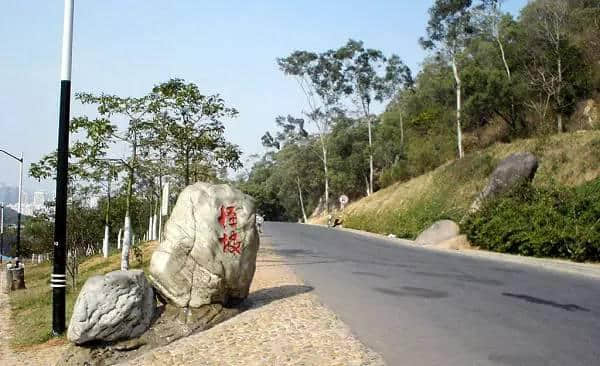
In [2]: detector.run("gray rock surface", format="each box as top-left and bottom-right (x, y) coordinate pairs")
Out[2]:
(415, 220), (460, 245)
(471, 152), (538, 211)
(67, 270), (155, 345)
(57, 303), (241, 366)
(149, 182), (259, 308)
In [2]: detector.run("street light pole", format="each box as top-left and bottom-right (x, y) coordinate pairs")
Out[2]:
(52, 0), (74, 336)
(0, 149), (24, 261)
(16, 152), (23, 263)
(1, 202), (4, 264)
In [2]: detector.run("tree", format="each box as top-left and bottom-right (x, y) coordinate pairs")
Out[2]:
(529, 0), (569, 132)
(421, 0), (477, 159)
(334, 39), (412, 195)
(150, 79), (242, 188)
(75, 93), (153, 270)
(520, 0), (592, 133)
(278, 50), (346, 212)
(261, 115), (311, 222)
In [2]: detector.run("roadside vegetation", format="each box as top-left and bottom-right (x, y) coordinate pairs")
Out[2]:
(341, 131), (600, 260)
(239, 0), (600, 262)
(8, 241), (156, 347)
(5, 0), (600, 348)
(464, 177), (600, 262)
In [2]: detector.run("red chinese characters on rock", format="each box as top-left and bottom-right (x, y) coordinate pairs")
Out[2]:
(218, 205), (242, 255)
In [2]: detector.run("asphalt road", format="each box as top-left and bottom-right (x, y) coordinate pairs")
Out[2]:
(265, 222), (600, 366)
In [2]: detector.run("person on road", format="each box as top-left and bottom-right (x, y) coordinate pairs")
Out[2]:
(256, 213), (264, 234)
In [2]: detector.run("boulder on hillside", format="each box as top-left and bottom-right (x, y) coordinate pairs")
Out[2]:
(67, 270), (155, 345)
(471, 152), (538, 211)
(149, 182), (259, 308)
(415, 220), (460, 245)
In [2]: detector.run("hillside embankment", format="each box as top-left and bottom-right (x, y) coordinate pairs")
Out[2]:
(312, 131), (600, 262)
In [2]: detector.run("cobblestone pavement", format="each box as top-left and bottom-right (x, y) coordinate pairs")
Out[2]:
(0, 270), (67, 366)
(124, 243), (386, 366)
(0, 241), (385, 366)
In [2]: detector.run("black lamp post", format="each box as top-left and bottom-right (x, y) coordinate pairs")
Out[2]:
(52, 0), (74, 336)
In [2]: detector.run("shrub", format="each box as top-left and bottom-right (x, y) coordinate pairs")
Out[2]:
(463, 179), (600, 262)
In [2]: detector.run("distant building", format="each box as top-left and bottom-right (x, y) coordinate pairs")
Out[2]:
(33, 191), (46, 206)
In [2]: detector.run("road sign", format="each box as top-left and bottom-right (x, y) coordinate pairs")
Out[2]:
(339, 195), (349, 210)
(339, 195), (349, 205)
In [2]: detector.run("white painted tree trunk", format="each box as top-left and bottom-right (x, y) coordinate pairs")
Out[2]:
(367, 116), (374, 196)
(321, 142), (330, 213)
(158, 213), (163, 242)
(400, 113), (404, 146)
(297, 177), (308, 223)
(451, 56), (464, 159)
(148, 216), (153, 241)
(121, 216), (131, 270)
(102, 225), (109, 258)
(117, 228), (122, 249)
(152, 214), (158, 240)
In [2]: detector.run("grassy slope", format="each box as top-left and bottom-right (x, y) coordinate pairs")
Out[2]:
(8, 242), (157, 348)
(332, 131), (600, 238)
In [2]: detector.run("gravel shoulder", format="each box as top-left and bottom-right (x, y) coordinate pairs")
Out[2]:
(1, 238), (384, 366)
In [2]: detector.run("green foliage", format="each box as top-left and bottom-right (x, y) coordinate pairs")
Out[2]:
(345, 151), (495, 236)
(344, 196), (464, 239)
(463, 179), (600, 262)
(8, 241), (155, 347)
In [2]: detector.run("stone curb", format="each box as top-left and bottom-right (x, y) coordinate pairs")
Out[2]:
(303, 223), (600, 280)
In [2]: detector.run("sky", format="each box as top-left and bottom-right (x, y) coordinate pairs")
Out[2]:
(0, 0), (528, 194)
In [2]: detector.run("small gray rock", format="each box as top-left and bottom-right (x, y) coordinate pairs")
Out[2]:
(415, 220), (460, 245)
(471, 152), (538, 211)
(67, 270), (155, 345)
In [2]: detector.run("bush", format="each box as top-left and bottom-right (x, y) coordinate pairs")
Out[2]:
(344, 185), (465, 239)
(463, 179), (600, 262)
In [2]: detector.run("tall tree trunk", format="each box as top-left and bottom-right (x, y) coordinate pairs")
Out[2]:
(184, 149), (190, 186)
(102, 225), (109, 258)
(400, 113), (404, 146)
(320, 139), (330, 213)
(122, 136), (136, 270)
(152, 198), (158, 241)
(158, 156), (164, 241)
(497, 36), (511, 80)
(296, 177), (307, 223)
(102, 175), (111, 258)
(496, 35), (517, 128)
(451, 56), (464, 159)
(117, 228), (122, 250)
(367, 116), (374, 196)
(556, 55), (563, 132)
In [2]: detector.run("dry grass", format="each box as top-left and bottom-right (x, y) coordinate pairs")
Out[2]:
(8, 241), (157, 348)
(326, 131), (600, 238)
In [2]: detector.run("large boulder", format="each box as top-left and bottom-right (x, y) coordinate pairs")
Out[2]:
(415, 220), (460, 245)
(67, 270), (155, 345)
(471, 152), (538, 211)
(149, 182), (259, 308)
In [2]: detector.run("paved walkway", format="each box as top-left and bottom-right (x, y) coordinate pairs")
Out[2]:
(124, 242), (385, 366)
(1, 242), (384, 366)
(0, 270), (67, 366)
